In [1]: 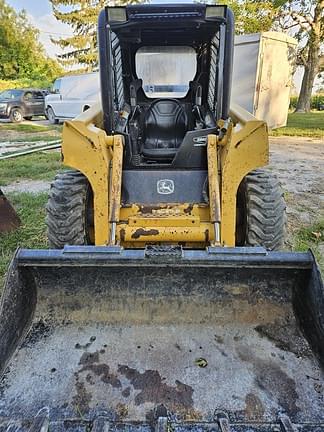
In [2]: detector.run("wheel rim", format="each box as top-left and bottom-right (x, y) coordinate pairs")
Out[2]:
(47, 108), (55, 122)
(13, 110), (22, 122)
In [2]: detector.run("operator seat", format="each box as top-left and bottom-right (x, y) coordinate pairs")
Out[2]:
(142, 99), (188, 161)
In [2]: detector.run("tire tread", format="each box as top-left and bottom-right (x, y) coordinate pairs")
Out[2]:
(45, 170), (89, 248)
(244, 169), (286, 250)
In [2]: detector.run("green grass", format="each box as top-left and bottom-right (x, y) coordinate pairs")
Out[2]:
(292, 218), (324, 273)
(0, 123), (62, 133)
(0, 152), (61, 186)
(0, 192), (48, 288)
(271, 112), (324, 138)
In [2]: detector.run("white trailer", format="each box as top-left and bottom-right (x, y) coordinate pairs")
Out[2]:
(232, 32), (297, 129)
(45, 72), (100, 124)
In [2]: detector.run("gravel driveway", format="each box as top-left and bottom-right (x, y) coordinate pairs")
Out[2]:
(269, 136), (324, 239)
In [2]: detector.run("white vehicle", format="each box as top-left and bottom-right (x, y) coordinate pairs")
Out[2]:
(45, 72), (100, 124)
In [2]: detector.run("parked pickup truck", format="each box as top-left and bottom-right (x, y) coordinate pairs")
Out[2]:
(0, 88), (48, 123)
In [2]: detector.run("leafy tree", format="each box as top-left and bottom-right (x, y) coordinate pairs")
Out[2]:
(206, 0), (323, 112)
(0, 0), (62, 82)
(50, 0), (146, 71)
(219, 0), (277, 34)
(276, 0), (324, 112)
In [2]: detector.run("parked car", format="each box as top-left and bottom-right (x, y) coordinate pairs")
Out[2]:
(45, 73), (100, 124)
(0, 88), (48, 123)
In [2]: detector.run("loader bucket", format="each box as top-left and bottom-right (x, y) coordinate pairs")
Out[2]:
(0, 246), (323, 431)
(0, 188), (21, 233)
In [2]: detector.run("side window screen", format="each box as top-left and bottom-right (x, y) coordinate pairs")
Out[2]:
(135, 46), (197, 98)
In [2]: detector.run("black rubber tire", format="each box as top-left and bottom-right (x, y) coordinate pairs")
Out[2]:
(23, 116), (32, 121)
(9, 108), (23, 123)
(236, 168), (286, 250)
(46, 107), (58, 125)
(46, 170), (93, 248)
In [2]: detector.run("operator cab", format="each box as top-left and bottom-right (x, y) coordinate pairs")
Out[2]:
(98, 3), (234, 169)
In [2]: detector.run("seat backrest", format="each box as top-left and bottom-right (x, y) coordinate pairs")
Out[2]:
(143, 99), (188, 150)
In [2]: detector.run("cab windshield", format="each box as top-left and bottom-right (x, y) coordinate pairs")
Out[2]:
(135, 46), (197, 98)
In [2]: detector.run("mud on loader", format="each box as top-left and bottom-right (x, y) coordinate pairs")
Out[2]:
(1, 3), (324, 430)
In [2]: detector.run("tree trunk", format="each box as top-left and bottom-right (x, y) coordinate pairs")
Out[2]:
(295, 47), (319, 112)
(295, 0), (323, 113)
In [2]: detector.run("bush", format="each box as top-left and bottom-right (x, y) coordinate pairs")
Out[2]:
(290, 94), (324, 110)
(0, 78), (53, 92)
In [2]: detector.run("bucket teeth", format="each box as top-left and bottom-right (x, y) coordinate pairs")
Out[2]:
(155, 417), (169, 432)
(279, 415), (297, 432)
(28, 407), (49, 432)
(2, 415), (323, 432)
(215, 413), (231, 432)
(91, 417), (111, 432)
(5, 423), (20, 432)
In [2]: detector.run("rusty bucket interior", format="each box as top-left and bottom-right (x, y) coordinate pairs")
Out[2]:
(0, 246), (323, 430)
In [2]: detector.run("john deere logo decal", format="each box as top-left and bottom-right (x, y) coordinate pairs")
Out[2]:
(157, 179), (174, 195)
(193, 136), (207, 146)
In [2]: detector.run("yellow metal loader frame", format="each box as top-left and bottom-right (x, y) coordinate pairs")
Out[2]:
(62, 103), (268, 248)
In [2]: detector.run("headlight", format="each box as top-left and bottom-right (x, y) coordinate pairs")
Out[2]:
(206, 6), (226, 19)
(0, 103), (7, 110)
(107, 7), (126, 23)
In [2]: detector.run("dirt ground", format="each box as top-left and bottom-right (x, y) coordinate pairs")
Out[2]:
(0, 129), (60, 144)
(0, 118), (51, 128)
(0, 141), (60, 157)
(0, 135), (60, 159)
(2, 179), (51, 194)
(0, 119), (60, 156)
(268, 136), (324, 244)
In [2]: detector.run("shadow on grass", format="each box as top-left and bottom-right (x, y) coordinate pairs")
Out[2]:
(0, 192), (48, 289)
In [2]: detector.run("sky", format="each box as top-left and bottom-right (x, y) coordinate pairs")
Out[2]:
(6, 0), (307, 92)
(6, 0), (195, 58)
(7, 0), (73, 58)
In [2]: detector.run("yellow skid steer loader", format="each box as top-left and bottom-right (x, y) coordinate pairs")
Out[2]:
(0, 4), (323, 431)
